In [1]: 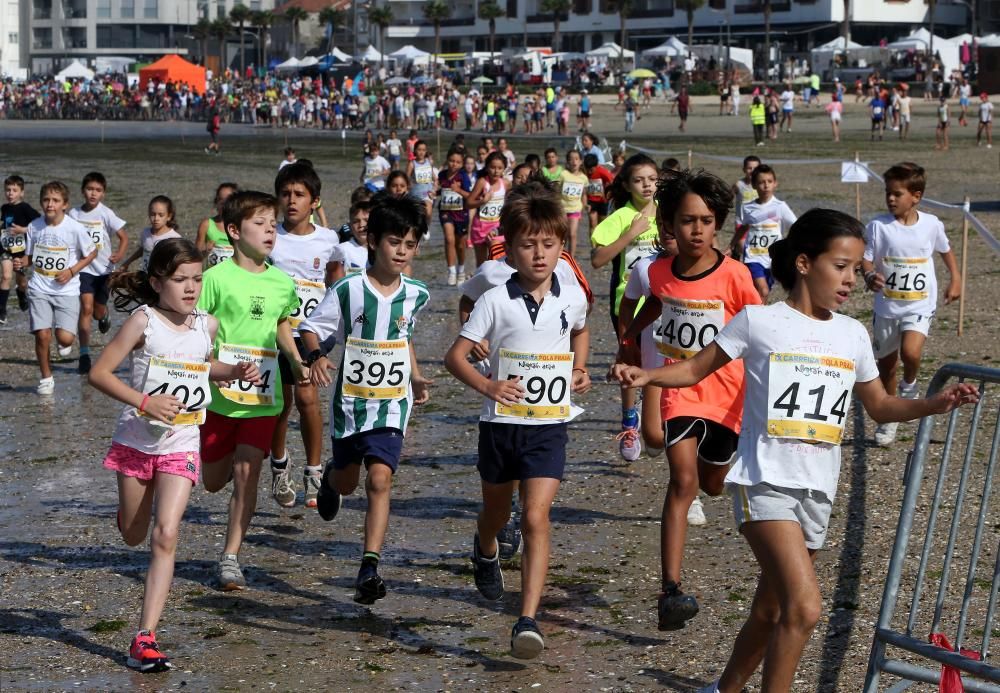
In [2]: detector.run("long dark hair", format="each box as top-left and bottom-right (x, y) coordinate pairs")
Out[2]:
(608, 153), (658, 211)
(769, 208), (864, 291)
(111, 238), (203, 312)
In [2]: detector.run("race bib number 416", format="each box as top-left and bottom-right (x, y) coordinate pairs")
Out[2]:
(495, 350), (573, 420)
(882, 256), (930, 301)
(766, 352), (856, 445)
(141, 356), (211, 426)
(343, 337), (411, 400)
(217, 343), (278, 406)
(657, 297), (724, 360)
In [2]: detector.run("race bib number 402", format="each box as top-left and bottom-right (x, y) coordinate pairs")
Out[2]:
(288, 279), (326, 329)
(343, 337), (411, 400)
(217, 343), (278, 406)
(882, 256), (930, 301)
(495, 350), (573, 420)
(657, 297), (724, 360)
(140, 356), (211, 426)
(766, 352), (856, 445)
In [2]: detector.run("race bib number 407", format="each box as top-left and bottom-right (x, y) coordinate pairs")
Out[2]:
(882, 256), (930, 301)
(657, 297), (724, 360)
(746, 221), (781, 256)
(141, 356), (211, 426)
(766, 352), (856, 445)
(343, 337), (411, 400)
(495, 350), (573, 420)
(217, 343), (278, 406)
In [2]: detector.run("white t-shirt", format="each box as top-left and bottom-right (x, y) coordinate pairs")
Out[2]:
(139, 227), (182, 272)
(780, 90), (795, 111)
(271, 223), (340, 334)
(623, 253), (664, 370)
(734, 180), (756, 227)
(26, 215), (96, 296)
(363, 155), (391, 190)
(738, 197), (797, 269)
(278, 158), (296, 170)
(69, 203), (127, 276)
(715, 302), (879, 500)
(980, 101), (994, 123)
(461, 257), (582, 302)
(863, 211), (950, 319)
(330, 238), (369, 275)
(386, 138), (402, 157)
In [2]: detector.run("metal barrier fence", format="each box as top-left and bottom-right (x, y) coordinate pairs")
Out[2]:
(864, 364), (1000, 692)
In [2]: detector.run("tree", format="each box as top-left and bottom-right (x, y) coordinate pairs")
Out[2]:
(762, 0), (772, 81)
(422, 0), (451, 77)
(928, 0), (937, 76)
(841, 0), (851, 46)
(318, 6), (346, 54)
(675, 0), (703, 58)
(230, 3), (252, 76)
(282, 6), (310, 58)
(540, 0), (572, 53)
(252, 10), (274, 69)
(210, 18), (230, 70)
(367, 4), (394, 71)
(192, 17), (212, 65)
(478, 0), (505, 67)
(610, 0), (633, 67)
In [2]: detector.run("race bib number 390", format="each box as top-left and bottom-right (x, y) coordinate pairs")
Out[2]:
(217, 343), (278, 406)
(766, 352), (856, 445)
(657, 297), (724, 360)
(495, 350), (573, 420)
(882, 256), (930, 301)
(343, 337), (411, 400)
(141, 356), (211, 426)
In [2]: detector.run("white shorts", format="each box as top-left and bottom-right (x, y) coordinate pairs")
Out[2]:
(872, 313), (933, 359)
(28, 293), (79, 334)
(830, 111), (842, 122)
(731, 482), (832, 549)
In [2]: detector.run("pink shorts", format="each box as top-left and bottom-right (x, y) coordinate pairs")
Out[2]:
(470, 220), (503, 247)
(566, 211), (582, 220)
(103, 442), (200, 484)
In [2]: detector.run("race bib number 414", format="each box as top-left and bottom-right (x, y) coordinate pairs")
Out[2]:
(140, 356), (211, 426)
(343, 337), (411, 400)
(495, 350), (573, 420)
(766, 352), (856, 445)
(217, 343), (278, 406)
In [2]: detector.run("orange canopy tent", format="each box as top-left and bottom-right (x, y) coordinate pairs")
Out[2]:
(139, 54), (206, 92)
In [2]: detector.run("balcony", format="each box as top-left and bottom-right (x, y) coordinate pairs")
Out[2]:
(33, 0), (52, 20)
(734, 0), (790, 13)
(62, 0), (87, 19)
(62, 26), (87, 48)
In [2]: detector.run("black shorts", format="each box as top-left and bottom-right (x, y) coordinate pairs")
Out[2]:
(665, 417), (738, 465)
(277, 337), (306, 385)
(589, 201), (609, 217)
(332, 428), (404, 473)
(478, 421), (568, 484)
(79, 272), (111, 304)
(439, 216), (469, 236)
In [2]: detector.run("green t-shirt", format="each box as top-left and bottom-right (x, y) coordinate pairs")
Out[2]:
(198, 259), (298, 418)
(541, 165), (564, 182)
(206, 217), (231, 247)
(590, 200), (659, 315)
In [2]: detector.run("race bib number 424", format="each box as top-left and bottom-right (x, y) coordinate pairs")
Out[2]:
(140, 356), (211, 426)
(343, 337), (411, 400)
(217, 343), (278, 406)
(495, 350), (573, 420)
(766, 352), (856, 445)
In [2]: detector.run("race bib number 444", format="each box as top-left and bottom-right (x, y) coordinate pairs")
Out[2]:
(657, 297), (724, 360)
(343, 337), (411, 400)
(495, 350), (573, 420)
(882, 256), (930, 301)
(217, 343), (278, 406)
(141, 356), (211, 426)
(766, 353), (856, 445)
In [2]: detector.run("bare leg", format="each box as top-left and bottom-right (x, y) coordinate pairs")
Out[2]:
(139, 473), (193, 631)
(518, 477), (561, 618)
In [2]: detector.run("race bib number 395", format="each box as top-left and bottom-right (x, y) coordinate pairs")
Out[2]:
(217, 343), (278, 406)
(882, 256), (930, 301)
(766, 352), (856, 445)
(343, 337), (411, 400)
(495, 350), (573, 420)
(141, 356), (211, 426)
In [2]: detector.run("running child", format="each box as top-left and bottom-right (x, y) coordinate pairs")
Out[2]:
(88, 238), (260, 673)
(197, 190), (304, 591)
(299, 193), (432, 605)
(444, 182), (591, 659)
(730, 156), (761, 257)
(870, 91), (886, 141)
(386, 171), (410, 198)
(733, 164), (796, 300)
(616, 170), (760, 631)
(540, 148), (563, 183)
(862, 162), (960, 447)
(935, 95), (950, 150)
(337, 186), (373, 243)
(590, 153), (660, 460)
(267, 163), (341, 509)
(196, 182), (238, 267)
(558, 149), (588, 255)
(406, 140), (436, 221)
(584, 155), (614, 233)
(69, 171), (129, 374)
(361, 143), (391, 192)
(14, 181), (97, 394)
(121, 196), (181, 272)
(1, 175), (41, 323)
(977, 92), (993, 148)
(612, 208), (978, 693)
(385, 129), (403, 170)
(468, 151), (509, 266)
(438, 147), (473, 285)
(331, 201), (371, 280)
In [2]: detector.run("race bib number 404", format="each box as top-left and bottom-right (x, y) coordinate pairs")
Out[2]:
(657, 297), (724, 360)
(766, 352), (856, 445)
(288, 279), (326, 328)
(217, 343), (278, 406)
(882, 256), (930, 301)
(140, 356), (211, 426)
(495, 350), (573, 420)
(343, 337), (411, 400)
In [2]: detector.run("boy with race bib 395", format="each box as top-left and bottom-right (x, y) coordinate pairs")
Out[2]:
(733, 164), (796, 301)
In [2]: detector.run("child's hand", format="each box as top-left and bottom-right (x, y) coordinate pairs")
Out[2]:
(469, 339), (490, 363)
(571, 368), (591, 395)
(485, 376), (526, 406)
(55, 269), (73, 284)
(610, 363), (649, 388)
(616, 339), (641, 368)
(310, 355), (335, 387)
(865, 271), (885, 292)
(109, 250), (125, 264)
(943, 280), (961, 304)
(11, 257), (27, 271)
(926, 383), (979, 414)
(290, 360), (310, 386)
(144, 393), (184, 424)
(235, 360), (262, 385)
(412, 373), (434, 404)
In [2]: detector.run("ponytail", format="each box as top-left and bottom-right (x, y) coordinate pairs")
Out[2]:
(110, 237), (203, 312)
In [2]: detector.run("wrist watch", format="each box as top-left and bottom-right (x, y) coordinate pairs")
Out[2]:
(303, 349), (324, 366)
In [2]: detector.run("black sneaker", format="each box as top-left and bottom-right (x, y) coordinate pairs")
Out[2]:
(353, 561), (387, 605)
(98, 315), (111, 334)
(77, 353), (91, 375)
(316, 459), (342, 522)
(657, 581), (699, 631)
(471, 532), (504, 601)
(510, 616), (544, 659)
(497, 514), (522, 561)
(16, 290), (27, 311)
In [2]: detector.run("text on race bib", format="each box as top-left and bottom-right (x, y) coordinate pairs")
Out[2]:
(657, 297), (725, 360)
(624, 238), (657, 273)
(495, 350), (573, 420)
(745, 221), (782, 256)
(206, 244), (233, 267)
(479, 198), (504, 222)
(343, 337), (411, 400)
(766, 352), (856, 445)
(414, 167), (434, 185)
(587, 180), (604, 197)
(741, 187), (757, 204)
(364, 162), (383, 181)
(217, 343), (278, 406)
(440, 189), (464, 212)
(33, 244), (70, 277)
(561, 181), (584, 199)
(288, 278), (326, 328)
(1, 229), (27, 254)
(80, 220), (105, 250)
(882, 256), (930, 301)
(140, 356), (211, 426)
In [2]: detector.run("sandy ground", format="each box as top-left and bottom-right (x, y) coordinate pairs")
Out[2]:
(0, 101), (998, 692)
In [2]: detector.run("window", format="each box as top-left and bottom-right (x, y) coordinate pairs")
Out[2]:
(143, 0), (157, 18)
(120, 0), (134, 18)
(97, 23), (136, 47)
(708, 0), (725, 8)
(62, 26), (86, 47)
(250, 0), (260, 8)
(506, 0), (516, 17)
(8, 32), (18, 44)
(216, 0), (225, 18)
(97, 0), (110, 17)
(33, 27), (52, 49)
(33, 0), (51, 20)
(137, 24), (168, 47)
(63, 0), (87, 18)
(573, 0), (591, 13)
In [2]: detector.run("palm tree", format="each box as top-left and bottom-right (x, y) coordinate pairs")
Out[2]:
(282, 5), (310, 58)
(252, 10), (274, 69)
(422, 0), (451, 77)
(477, 0), (505, 66)
(610, 0), (633, 67)
(841, 0), (851, 46)
(193, 17), (212, 65)
(210, 17), (230, 70)
(318, 6), (346, 54)
(540, 0), (572, 53)
(229, 3), (252, 75)
(367, 4), (394, 71)
(676, 0), (703, 57)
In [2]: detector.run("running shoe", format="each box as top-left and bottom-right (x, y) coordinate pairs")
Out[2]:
(874, 422), (899, 447)
(646, 445), (664, 458)
(126, 630), (171, 673)
(447, 271), (457, 286)
(616, 424), (642, 462)
(316, 459), (342, 521)
(303, 468), (322, 509)
(471, 532), (504, 601)
(657, 581), (699, 631)
(36, 377), (54, 396)
(457, 271), (467, 284)
(898, 380), (920, 400)
(353, 561), (387, 605)
(16, 289), (28, 311)
(497, 512), (522, 561)
(98, 315), (111, 334)
(216, 553), (246, 591)
(270, 459), (296, 508)
(77, 353), (91, 375)
(687, 496), (707, 526)
(0, 312), (7, 325)
(57, 345), (73, 358)
(510, 616), (544, 659)
(696, 680), (721, 693)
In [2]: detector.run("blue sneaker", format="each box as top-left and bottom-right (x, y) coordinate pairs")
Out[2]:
(510, 616), (544, 659)
(497, 510), (521, 561)
(617, 410), (642, 461)
(471, 532), (504, 601)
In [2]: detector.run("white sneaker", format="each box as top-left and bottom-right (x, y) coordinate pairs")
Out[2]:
(898, 380), (920, 399)
(687, 496), (707, 526)
(57, 345), (72, 358)
(697, 680), (720, 693)
(36, 377), (55, 395)
(874, 421), (899, 447)
(646, 445), (664, 458)
(447, 271), (457, 286)
(457, 271), (467, 284)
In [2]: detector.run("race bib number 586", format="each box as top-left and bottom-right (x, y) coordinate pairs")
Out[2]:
(217, 343), (278, 406)
(766, 352), (856, 445)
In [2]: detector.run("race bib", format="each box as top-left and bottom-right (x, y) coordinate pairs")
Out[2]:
(140, 356), (211, 426)
(288, 278), (326, 328)
(217, 343), (279, 406)
(872, 106), (883, 116)
(440, 189), (464, 212)
(206, 244), (234, 267)
(766, 352), (856, 445)
(80, 220), (105, 250)
(657, 297), (725, 360)
(495, 350), (573, 420)
(33, 244), (70, 277)
(480, 197), (504, 222)
(746, 221), (782, 256)
(342, 337), (411, 400)
(587, 179), (604, 197)
(882, 256), (930, 301)
(415, 167), (433, 185)
(561, 181), (584, 199)
(364, 162), (382, 181)
(624, 238), (657, 273)
(1, 229), (27, 254)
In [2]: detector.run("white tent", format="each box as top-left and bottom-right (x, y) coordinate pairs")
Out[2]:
(887, 28), (960, 78)
(980, 34), (1000, 47)
(411, 53), (447, 66)
(389, 44), (429, 61)
(586, 42), (634, 59)
(94, 56), (135, 73)
(55, 60), (94, 81)
(298, 56), (319, 67)
(328, 46), (352, 62)
(810, 36), (866, 76)
(357, 45), (385, 62)
(689, 44), (753, 75)
(275, 57), (301, 72)
(815, 36), (863, 51)
(642, 36), (687, 59)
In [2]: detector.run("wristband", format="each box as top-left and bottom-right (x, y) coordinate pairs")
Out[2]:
(620, 338), (634, 348)
(139, 394), (150, 414)
(573, 368), (589, 376)
(303, 348), (323, 366)
(864, 270), (876, 285)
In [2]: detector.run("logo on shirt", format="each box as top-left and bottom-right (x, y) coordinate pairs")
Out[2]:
(395, 315), (409, 335)
(354, 312), (368, 327)
(250, 296), (265, 320)
(313, 257), (321, 269)
(559, 308), (568, 336)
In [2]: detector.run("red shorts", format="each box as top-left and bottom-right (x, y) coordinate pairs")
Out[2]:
(103, 442), (200, 484)
(199, 410), (278, 463)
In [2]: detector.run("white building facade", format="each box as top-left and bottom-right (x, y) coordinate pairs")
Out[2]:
(2, 0), (23, 75)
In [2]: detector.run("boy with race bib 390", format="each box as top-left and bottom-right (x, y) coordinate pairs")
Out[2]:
(861, 162), (960, 447)
(299, 193), (433, 606)
(733, 164), (796, 301)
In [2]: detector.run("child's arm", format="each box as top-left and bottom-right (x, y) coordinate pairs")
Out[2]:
(445, 336), (526, 406)
(939, 249), (961, 304)
(58, 247), (98, 285)
(315, 205), (328, 228)
(329, 262), (346, 283)
(617, 295), (661, 366)
(569, 325), (591, 394)
(195, 218), (212, 252)
(109, 226), (129, 264)
(855, 378), (978, 424)
(276, 319), (308, 384)
(409, 342), (433, 404)
(120, 244), (142, 270)
(466, 178), (488, 209)
(591, 199), (655, 268)
(204, 315), (262, 385)
(611, 341), (731, 389)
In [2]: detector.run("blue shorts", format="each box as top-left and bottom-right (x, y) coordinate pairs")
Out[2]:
(478, 421), (568, 484)
(960, 97), (969, 107)
(79, 272), (111, 304)
(439, 216), (468, 235)
(331, 428), (404, 473)
(746, 262), (774, 288)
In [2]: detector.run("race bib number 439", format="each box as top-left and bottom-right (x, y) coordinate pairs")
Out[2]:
(141, 356), (211, 426)
(217, 343), (278, 406)
(343, 337), (411, 400)
(495, 350), (573, 420)
(657, 297), (724, 360)
(882, 256), (930, 301)
(766, 352), (856, 445)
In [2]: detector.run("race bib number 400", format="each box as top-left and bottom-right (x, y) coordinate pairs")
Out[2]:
(746, 221), (782, 256)
(766, 352), (856, 445)
(140, 356), (211, 426)
(33, 245), (70, 277)
(217, 343), (278, 406)
(288, 279), (326, 328)
(343, 337), (411, 400)
(495, 350), (573, 420)
(882, 256), (930, 301)
(657, 297), (724, 360)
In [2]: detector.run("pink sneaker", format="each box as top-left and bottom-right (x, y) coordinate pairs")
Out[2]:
(127, 630), (171, 673)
